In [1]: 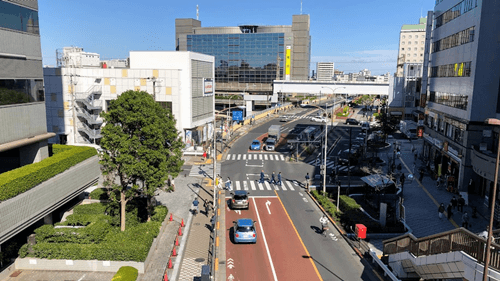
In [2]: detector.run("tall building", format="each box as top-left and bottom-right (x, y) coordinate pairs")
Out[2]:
(316, 62), (334, 81)
(421, 0), (500, 213)
(44, 48), (215, 146)
(396, 18), (427, 77)
(175, 15), (311, 94)
(0, 1), (99, 264)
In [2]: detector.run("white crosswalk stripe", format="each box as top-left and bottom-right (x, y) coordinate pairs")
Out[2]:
(259, 154), (262, 160)
(237, 154), (241, 160)
(280, 155), (285, 161)
(280, 183), (287, 190)
(264, 154), (268, 160)
(235, 181), (241, 190)
(243, 154), (246, 160)
(286, 181), (295, 191)
(250, 181), (256, 190)
(226, 154), (231, 160)
(257, 182), (264, 190)
(225, 153), (288, 162)
(232, 154), (236, 161)
(264, 181), (272, 190)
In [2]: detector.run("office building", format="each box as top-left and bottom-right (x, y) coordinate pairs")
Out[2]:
(175, 15), (310, 94)
(420, 0), (500, 212)
(316, 62), (334, 81)
(0, 1), (99, 266)
(396, 18), (427, 77)
(44, 48), (215, 146)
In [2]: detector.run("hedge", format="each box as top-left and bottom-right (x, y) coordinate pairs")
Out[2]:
(89, 188), (110, 200)
(0, 144), (97, 201)
(19, 203), (166, 261)
(112, 266), (138, 281)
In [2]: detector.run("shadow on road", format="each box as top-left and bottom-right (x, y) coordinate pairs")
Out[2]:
(302, 255), (345, 281)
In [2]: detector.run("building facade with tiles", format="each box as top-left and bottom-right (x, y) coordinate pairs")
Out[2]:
(44, 48), (215, 146)
(420, 0), (500, 212)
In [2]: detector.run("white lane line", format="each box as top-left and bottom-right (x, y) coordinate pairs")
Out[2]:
(258, 182), (264, 190)
(280, 155), (285, 161)
(235, 181), (241, 190)
(286, 181), (295, 191)
(264, 154), (268, 160)
(250, 180), (256, 190)
(264, 181), (272, 190)
(243, 154), (247, 160)
(252, 197), (279, 281)
(226, 154), (231, 160)
(237, 154), (241, 160)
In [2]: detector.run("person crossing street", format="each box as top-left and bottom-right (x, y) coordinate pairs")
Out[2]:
(305, 173), (310, 191)
(259, 170), (265, 184)
(225, 177), (232, 191)
(270, 171), (277, 184)
(277, 172), (282, 186)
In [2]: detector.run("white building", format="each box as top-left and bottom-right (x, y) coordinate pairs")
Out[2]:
(396, 18), (427, 77)
(44, 48), (215, 147)
(316, 62), (334, 81)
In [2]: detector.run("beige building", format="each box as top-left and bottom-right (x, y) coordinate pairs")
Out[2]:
(396, 18), (427, 77)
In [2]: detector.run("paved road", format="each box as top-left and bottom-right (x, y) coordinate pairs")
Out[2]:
(222, 103), (380, 281)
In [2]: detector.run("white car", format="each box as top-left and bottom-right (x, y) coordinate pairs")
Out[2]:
(311, 116), (327, 123)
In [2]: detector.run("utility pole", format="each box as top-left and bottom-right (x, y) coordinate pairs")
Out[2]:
(323, 103), (328, 195)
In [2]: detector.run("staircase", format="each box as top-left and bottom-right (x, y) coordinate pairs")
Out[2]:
(383, 228), (500, 280)
(75, 84), (103, 143)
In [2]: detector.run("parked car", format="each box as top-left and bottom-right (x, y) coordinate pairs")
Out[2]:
(311, 116), (328, 123)
(265, 138), (276, 151)
(233, 218), (257, 244)
(250, 140), (261, 150)
(230, 190), (250, 209)
(345, 118), (359, 125)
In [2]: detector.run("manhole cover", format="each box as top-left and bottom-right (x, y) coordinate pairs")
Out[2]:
(219, 261), (226, 264)
(194, 223), (201, 225)
(305, 209), (314, 212)
(195, 258), (205, 262)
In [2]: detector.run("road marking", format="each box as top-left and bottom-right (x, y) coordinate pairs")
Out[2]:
(250, 181), (256, 190)
(243, 181), (248, 190)
(232, 154), (236, 160)
(235, 181), (241, 190)
(275, 155), (280, 161)
(226, 154), (231, 160)
(234, 210), (241, 215)
(264, 181), (272, 190)
(274, 183), (279, 190)
(280, 183), (287, 191)
(243, 154), (246, 160)
(228, 274), (235, 280)
(227, 258), (235, 269)
(237, 154), (241, 160)
(252, 197), (278, 281)
(265, 200), (272, 214)
(328, 233), (338, 241)
(258, 154), (262, 160)
(280, 155), (285, 161)
(303, 198), (308, 203)
(298, 192), (303, 197)
(77, 275), (86, 281)
(274, 191), (323, 280)
(258, 182), (264, 190)
(264, 154), (268, 160)
(286, 181), (295, 191)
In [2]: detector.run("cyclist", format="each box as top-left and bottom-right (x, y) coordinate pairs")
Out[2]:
(193, 198), (199, 216)
(319, 215), (328, 234)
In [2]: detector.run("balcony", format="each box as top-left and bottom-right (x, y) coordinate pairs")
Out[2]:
(77, 123), (102, 139)
(471, 145), (497, 182)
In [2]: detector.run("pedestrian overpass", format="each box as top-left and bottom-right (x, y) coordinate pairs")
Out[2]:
(272, 80), (389, 97)
(383, 228), (500, 280)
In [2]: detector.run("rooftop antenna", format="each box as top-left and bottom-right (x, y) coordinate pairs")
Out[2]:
(300, 0), (303, 14)
(197, 5), (199, 20)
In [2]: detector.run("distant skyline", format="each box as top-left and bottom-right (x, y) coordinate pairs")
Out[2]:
(39, 0), (434, 75)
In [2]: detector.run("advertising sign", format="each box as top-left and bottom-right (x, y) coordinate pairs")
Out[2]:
(204, 79), (214, 96)
(232, 110), (243, 121)
(185, 130), (192, 147)
(417, 126), (424, 138)
(285, 46), (291, 80)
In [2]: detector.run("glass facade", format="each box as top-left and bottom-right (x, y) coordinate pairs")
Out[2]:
(187, 33), (284, 84)
(0, 1), (39, 35)
(0, 79), (44, 106)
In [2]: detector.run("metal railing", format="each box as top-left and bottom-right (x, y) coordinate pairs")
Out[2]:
(383, 228), (500, 271)
(77, 122), (102, 139)
(75, 107), (103, 125)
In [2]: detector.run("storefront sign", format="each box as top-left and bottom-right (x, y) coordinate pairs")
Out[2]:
(204, 79), (214, 96)
(285, 46), (291, 80)
(417, 126), (424, 138)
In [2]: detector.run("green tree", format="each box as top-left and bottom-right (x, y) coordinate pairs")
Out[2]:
(100, 90), (184, 231)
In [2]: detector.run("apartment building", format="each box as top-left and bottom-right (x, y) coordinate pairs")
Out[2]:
(396, 18), (427, 77)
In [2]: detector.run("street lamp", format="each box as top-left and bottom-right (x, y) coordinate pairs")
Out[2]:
(321, 86), (346, 126)
(482, 118), (500, 281)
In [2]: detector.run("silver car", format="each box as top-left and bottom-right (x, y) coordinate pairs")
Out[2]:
(231, 190), (250, 209)
(265, 138), (276, 151)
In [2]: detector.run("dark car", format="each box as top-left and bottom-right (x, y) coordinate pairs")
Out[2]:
(230, 190), (249, 209)
(345, 118), (359, 125)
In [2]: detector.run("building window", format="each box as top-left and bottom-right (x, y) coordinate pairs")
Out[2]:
(429, 91), (468, 110)
(0, 1), (39, 35)
(413, 53), (417, 57)
(402, 35), (406, 39)
(430, 61), (472, 77)
(408, 41), (411, 45)
(414, 47), (417, 51)
(415, 41), (418, 44)
(432, 26), (475, 53)
(409, 35), (412, 39)
(415, 35), (419, 39)
(434, 0), (478, 29)
(402, 41), (405, 45)
(401, 48), (405, 51)
(421, 47), (424, 50)
(420, 54), (423, 57)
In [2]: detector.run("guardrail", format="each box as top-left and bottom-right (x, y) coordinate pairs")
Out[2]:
(369, 249), (401, 281)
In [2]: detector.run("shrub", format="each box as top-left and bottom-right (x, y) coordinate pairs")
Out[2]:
(151, 205), (168, 222)
(112, 266), (138, 281)
(0, 145), (97, 201)
(89, 188), (110, 200)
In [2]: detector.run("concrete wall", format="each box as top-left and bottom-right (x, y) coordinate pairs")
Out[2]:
(291, 15), (310, 80)
(0, 102), (48, 144)
(15, 258), (144, 274)
(0, 156), (99, 244)
(0, 29), (42, 79)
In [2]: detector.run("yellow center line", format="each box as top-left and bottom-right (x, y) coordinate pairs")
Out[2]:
(274, 190), (323, 281)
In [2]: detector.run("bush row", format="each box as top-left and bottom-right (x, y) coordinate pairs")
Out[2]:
(112, 266), (138, 281)
(0, 144), (97, 201)
(89, 188), (110, 200)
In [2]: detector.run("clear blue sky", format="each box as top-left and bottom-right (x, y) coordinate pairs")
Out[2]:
(39, 0), (434, 76)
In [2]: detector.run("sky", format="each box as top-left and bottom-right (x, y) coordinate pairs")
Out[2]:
(39, 0), (435, 76)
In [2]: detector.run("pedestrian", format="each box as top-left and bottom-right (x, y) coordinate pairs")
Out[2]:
(259, 170), (265, 184)
(438, 203), (445, 219)
(411, 145), (415, 154)
(270, 171), (276, 184)
(436, 176), (441, 188)
(204, 199), (210, 216)
(447, 203), (453, 220)
(462, 212), (469, 229)
(225, 177), (232, 191)
(209, 213), (216, 232)
(305, 173), (310, 190)
(193, 198), (199, 215)
(451, 196), (458, 210)
(400, 173), (405, 188)
(171, 179), (175, 192)
(419, 169), (424, 182)
(458, 195), (465, 212)
(277, 172), (282, 186)
(414, 152), (418, 162)
(203, 150), (207, 161)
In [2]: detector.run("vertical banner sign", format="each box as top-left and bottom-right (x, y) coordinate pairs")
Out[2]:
(203, 125), (207, 142)
(204, 79), (214, 96)
(185, 130), (192, 147)
(207, 123), (213, 141)
(285, 46), (291, 80)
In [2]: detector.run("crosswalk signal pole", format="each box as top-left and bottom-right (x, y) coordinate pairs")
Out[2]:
(323, 104), (328, 195)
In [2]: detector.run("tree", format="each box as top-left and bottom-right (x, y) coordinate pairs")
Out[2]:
(100, 90), (184, 231)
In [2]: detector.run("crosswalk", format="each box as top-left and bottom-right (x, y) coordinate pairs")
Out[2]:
(226, 153), (286, 161)
(306, 158), (355, 172)
(282, 114), (318, 120)
(229, 179), (299, 191)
